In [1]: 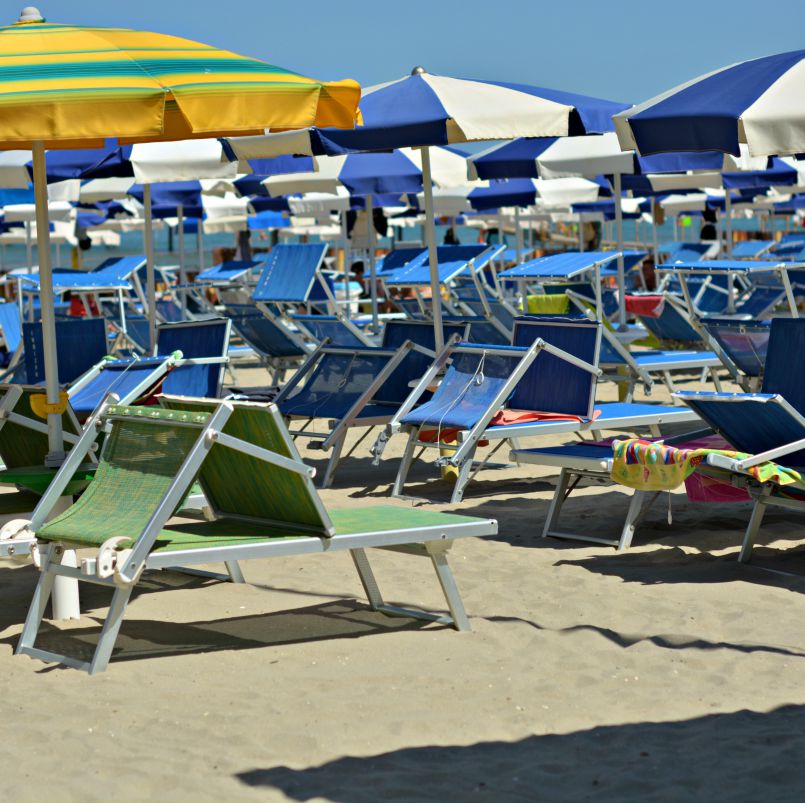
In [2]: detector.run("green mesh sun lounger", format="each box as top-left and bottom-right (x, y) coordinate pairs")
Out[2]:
(16, 396), (497, 674)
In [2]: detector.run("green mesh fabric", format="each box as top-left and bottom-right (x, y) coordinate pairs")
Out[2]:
(161, 398), (330, 533)
(150, 506), (480, 553)
(0, 385), (80, 469)
(38, 415), (203, 547)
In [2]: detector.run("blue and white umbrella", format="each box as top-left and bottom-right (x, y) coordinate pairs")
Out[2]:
(225, 71), (629, 348)
(615, 49), (805, 157)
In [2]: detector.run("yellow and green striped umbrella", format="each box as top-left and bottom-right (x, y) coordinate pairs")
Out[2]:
(4, 7), (360, 468)
(0, 12), (361, 148)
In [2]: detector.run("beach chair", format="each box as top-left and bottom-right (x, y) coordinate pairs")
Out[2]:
(14, 398), (497, 673)
(700, 319), (770, 391)
(383, 245), (503, 319)
(674, 318), (805, 561)
(290, 313), (376, 348)
(0, 301), (23, 373)
(376, 315), (700, 503)
(156, 318), (231, 399)
(221, 298), (309, 384)
(22, 317), (109, 385)
(567, 293), (723, 398)
(732, 240), (776, 259)
(273, 321), (468, 487)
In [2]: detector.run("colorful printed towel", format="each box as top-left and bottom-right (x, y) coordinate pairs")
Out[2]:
(610, 438), (802, 492)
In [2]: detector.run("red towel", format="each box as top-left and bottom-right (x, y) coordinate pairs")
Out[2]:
(419, 408), (601, 445)
(625, 294), (665, 318)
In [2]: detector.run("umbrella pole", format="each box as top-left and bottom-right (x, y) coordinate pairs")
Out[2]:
(197, 219), (204, 272)
(143, 184), (157, 354)
(25, 221), (33, 272)
(578, 214), (584, 252)
(651, 197), (659, 260)
(515, 206), (524, 263)
(32, 141), (64, 462)
(613, 173), (626, 327)
(366, 193), (379, 329)
(725, 190), (733, 257)
(420, 146), (444, 352)
(178, 203), (186, 319)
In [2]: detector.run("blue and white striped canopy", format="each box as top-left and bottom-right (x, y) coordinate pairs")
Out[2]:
(225, 71), (631, 160)
(615, 50), (805, 157)
(261, 146), (474, 197)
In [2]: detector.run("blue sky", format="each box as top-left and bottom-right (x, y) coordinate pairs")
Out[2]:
(36, 1), (805, 103)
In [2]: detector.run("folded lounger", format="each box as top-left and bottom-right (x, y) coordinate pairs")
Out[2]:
(14, 398), (497, 673)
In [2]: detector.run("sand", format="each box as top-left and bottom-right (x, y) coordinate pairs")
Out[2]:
(0, 365), (804, 802)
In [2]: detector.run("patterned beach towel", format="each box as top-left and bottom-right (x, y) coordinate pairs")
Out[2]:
(610, 437), (802, 492)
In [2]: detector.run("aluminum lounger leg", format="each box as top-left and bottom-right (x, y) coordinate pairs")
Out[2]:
(16, 547), (59, 658)
(225, 562), (246, 583)
(618, 490), (657, 551)
(711, 368), (723, 392)
(350, 548), (385, 610)
(450, 454), (476, 504)
(88, 586), (133, 674)
(392, 430), (419, 497)
(427, 543), (471, 631)
(662, 371), (675, 393)
(739, 494), (770, 564)
(320, 435), (345, 489)
(542, 469), (572, 539)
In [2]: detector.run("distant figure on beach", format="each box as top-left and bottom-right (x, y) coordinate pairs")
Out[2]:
(700, 209), (717, 241)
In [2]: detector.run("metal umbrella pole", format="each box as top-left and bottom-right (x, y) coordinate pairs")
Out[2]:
(365, 193), (379, 329)
(177, 203), (186, 319)
(420, 145), (444, 352)
(613, 172), (626, 327)
(143, 184), (157, 353)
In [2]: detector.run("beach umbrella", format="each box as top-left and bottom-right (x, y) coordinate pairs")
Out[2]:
(260, 146), (476, 327)
(0, 7), (358, 464)
(226, 71), (629, 349)
(614, 49), (805, 157)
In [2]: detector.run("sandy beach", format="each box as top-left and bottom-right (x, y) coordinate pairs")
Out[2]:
(0, 365), (802, 802)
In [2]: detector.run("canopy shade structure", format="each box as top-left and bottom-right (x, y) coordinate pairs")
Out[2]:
(614, 49), (805, 157)
(0, 16), (360, 149)
(225, 69), (628, 351)
(0, 6), (361, 473)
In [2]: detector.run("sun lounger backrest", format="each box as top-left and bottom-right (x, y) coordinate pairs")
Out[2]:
(39, 408), (206, 547)
(374, 322), (469, 405)
(376, 248), (426, 276)
(91, 255), (146, 284)
(0, 384), (80, 468)
(223, 303), (305, 359)
(762, 318), (805, 414)
(510, 316), (600, 417)
(161, 397), (333, 533)
(157, 319), (230, 398)
(702, 320), (770, 377)
(251, 243), (327, 303)
(635, 297), (701, 344)
(292, 314), (367, 348)
(399, 345), (529, 430)
(0, 301), (22, 355)
(68, 358), (171, 419)
(23, 318), (108, 384)
(280, 350), (398, 416)
(195, 260), (261, 284)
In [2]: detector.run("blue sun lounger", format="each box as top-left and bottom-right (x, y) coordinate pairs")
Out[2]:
(195, 260), (263, 287)
(732, 240), (776, 259)
(250, 243), (370, 346)
(674, 318), (805, 561)
(376, 315), (701, 503)
(273, 320), (468, 487)
(221, 299), (310, 384)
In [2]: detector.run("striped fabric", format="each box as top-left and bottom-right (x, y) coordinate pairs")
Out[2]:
(0, 19), (360, 147)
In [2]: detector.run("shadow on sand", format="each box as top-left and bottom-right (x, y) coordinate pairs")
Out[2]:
(235, 705), (805, 802)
